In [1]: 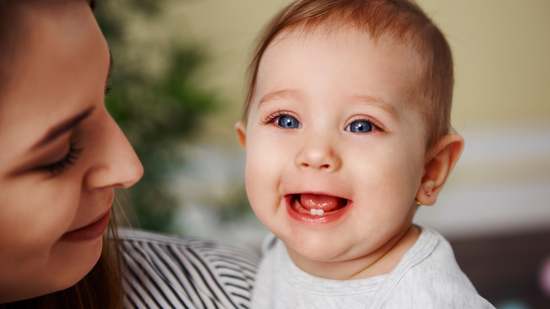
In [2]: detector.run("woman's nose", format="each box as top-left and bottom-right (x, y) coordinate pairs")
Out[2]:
(84, 114), (143, 190)
(295, 138), (342, 172)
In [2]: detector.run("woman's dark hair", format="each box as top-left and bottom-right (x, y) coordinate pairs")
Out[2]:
(0, 1), (125, 308)
(0, 0), (23, 98)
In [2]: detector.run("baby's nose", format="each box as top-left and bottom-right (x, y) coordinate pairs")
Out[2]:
(295, 142), (342, 172)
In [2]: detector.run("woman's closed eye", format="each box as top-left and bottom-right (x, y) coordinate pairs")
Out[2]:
(104, 83), (113, 96)
(38, 142), (83, 176)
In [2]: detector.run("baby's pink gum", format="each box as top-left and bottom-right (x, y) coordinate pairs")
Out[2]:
(300, 194), (346, 212)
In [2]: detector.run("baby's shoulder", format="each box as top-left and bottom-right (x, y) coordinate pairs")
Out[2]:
(376, 227), (495, 308)
(391, 254), (493, 308)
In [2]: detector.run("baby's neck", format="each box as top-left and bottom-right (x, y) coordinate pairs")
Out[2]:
(286, 225), (420, 280)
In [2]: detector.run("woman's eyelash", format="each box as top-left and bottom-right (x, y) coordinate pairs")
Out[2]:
(105, 84), (113, 96)
(261, 111), (291, 125)
(40, 143), (83, 176)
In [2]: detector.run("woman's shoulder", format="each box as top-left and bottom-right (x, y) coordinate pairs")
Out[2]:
(117, 229), (260, 309)
(118, 229), (259, 261)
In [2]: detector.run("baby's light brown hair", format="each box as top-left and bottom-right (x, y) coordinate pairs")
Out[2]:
(243, 0), (453, 148)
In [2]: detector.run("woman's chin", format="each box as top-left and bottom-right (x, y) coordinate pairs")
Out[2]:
(47, 236), (104, 293)
(0, 237), (103, 303)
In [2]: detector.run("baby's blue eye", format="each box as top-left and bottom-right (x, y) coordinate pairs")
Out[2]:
(276, 115), (301, 129)
(346, 120), (373, 133)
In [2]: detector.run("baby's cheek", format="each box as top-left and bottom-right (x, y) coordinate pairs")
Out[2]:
(244, 168), (279, 233)
(245, 153), (273, 204)
(244, 141), (286, 215)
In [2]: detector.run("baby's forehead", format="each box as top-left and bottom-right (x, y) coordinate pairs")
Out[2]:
(256, 26), (429, 130)
(274, 22), (421, 52)
(244, 2), (452, 148)
(261, 26), (425, 104)
(268, 25), (425, 78)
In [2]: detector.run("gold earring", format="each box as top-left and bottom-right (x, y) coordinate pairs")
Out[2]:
(416, 200), (421, 206)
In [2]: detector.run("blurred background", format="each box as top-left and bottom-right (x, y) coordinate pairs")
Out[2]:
(95, 0), (550, 308)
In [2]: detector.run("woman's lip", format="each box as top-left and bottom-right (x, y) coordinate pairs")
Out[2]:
(285, 194), (352, 224)
(60, 209), (111, 243)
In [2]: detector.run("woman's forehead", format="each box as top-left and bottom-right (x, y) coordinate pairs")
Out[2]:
(0, 1), (108, 162)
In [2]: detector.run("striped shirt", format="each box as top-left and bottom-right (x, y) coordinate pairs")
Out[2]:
(119, 230), (259, 309)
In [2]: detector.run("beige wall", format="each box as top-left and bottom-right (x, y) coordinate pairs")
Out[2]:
(418, 0), (550, 126)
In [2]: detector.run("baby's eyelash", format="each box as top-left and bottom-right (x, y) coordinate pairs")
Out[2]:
(345, 117), (385, 134)
(361, 118), (383, 132)
(40, 142), (83, 176)
(261, 111), (291, 125)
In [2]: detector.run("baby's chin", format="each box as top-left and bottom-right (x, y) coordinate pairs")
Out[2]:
(281, 232), (359, 263)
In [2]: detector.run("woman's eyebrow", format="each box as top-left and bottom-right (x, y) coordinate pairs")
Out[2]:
(107, 51), (113, 79)
(31, 106), (96, 151)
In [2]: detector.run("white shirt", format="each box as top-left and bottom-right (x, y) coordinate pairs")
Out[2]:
(251, 226), (495, 309)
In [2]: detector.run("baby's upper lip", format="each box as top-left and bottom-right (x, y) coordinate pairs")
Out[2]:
(280, 178), (353, 201)
(285, 191), (350, 201)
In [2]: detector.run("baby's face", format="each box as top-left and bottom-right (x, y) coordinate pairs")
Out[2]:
(240, 28), (428, 267)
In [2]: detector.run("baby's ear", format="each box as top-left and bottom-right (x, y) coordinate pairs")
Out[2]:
(235, 121), (247, 149)
(416, 134), (464, 206)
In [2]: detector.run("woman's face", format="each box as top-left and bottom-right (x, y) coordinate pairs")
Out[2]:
(0, 1), (143, 303)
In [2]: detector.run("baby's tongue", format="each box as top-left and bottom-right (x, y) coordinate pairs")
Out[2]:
(300, 194), (346, 212)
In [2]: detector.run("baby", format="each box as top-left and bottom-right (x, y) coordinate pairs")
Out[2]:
(235, 0), (495, 307)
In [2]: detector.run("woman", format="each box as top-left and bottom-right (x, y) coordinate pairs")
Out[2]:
(0, 0), (258, 308)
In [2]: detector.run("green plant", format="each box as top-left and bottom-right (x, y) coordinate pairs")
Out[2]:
(96, 0), (218, 232)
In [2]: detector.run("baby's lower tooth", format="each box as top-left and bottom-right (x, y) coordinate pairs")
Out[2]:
(309, 209), (325, 216)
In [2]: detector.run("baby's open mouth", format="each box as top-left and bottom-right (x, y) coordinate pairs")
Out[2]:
(291, 193), (349, 216)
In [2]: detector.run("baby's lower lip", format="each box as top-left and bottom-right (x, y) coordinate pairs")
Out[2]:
(285, 194), (352, 224)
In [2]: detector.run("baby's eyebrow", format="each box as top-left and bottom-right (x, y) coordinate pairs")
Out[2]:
(353, 95), (400, 119)
(258, 90), (399, 119)
(258, 89), (303, 107)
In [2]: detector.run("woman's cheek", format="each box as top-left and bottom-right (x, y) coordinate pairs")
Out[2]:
(0, 179), (76, 271)
(28, 177), (82, 246)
